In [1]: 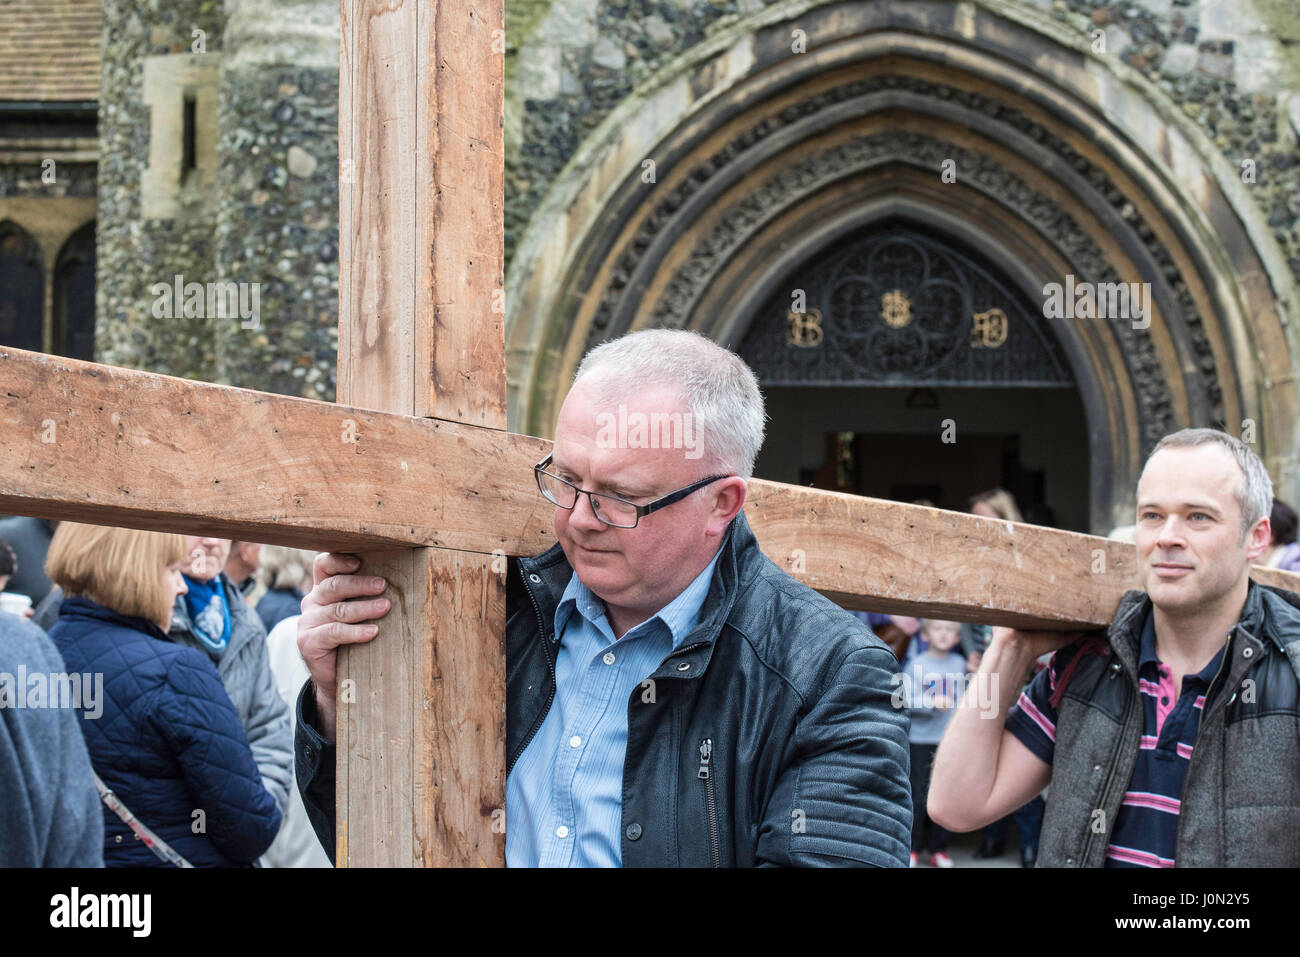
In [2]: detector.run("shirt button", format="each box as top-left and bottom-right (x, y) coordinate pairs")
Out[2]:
(569, 735), (582, 748)
(626, 823), (642, 841)
(603, 652), (616, 665)
(1160, 696), (1169, 705)
(555, 825), (569, 839)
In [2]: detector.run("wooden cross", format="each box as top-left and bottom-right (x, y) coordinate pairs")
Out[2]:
(2, 0), (1297, 866)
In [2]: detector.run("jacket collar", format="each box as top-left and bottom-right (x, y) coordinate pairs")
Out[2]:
(517, 510), (754, 664)
(1109, 578), (1287, 677)
(58, 594), (171, 642)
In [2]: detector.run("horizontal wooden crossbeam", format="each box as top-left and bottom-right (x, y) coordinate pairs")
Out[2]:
(4, 346), (1298, 629)
(0, 346), (553, 554)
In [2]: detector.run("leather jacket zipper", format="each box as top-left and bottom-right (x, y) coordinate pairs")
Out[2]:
(508, 565), (557, 777)
(698, 738), (721, 867)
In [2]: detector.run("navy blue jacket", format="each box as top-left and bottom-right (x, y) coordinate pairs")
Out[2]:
(49, 597), (282, 867)
(297, 511), (912, 866)
(256, 587), (305, 634)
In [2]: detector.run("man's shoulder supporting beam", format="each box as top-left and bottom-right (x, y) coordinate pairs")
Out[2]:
(4, 346), (1299, 628)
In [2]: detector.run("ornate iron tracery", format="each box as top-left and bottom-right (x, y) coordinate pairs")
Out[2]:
(739, 226), (1073, 387)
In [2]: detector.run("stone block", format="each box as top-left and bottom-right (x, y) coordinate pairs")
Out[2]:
(592, 34), (627, 72)
(643, 15), (674, 47)
(287, 144), (317, 179)
(1160, 42), (1199, 77)
(1197, 45), (1233, 80)
(1234, 35), (1287, 93)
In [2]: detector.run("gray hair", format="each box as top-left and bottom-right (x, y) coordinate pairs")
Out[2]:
(571, 329), (767, 478)
(1145, 428), (1273, 538)
(256, 545), (316, 592)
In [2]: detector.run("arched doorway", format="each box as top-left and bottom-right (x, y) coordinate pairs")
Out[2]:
(739, 223), (1089, 530)
(0, 221), (44, 353)
(53, 221), (96, 361)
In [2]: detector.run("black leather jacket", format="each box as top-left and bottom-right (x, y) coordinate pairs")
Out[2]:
(295, 511), (912, 866)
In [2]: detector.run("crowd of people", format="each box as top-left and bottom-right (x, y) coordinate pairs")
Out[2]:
(0, 523), (326, 867)
(4, 328), (1299, 868)
(860, 488), (1049, 867)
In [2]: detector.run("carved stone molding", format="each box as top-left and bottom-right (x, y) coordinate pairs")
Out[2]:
(580, 74), (1233, 449)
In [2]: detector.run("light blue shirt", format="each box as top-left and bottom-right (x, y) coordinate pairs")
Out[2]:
(505, 546), (723, 867)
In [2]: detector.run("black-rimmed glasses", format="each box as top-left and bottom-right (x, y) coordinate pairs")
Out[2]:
(533, 453), (732, 528)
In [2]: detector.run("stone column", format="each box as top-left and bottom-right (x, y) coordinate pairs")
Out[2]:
(96, 0), (225, 380)
(216, 0), (339, 400)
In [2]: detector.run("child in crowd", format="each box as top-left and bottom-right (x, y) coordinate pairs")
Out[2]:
(904, 618), (968, 867)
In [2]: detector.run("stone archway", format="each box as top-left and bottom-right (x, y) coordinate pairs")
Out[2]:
(53, 221), (96, 361)
(0, 220), (44, 353)
(506, 0), (1300, 532)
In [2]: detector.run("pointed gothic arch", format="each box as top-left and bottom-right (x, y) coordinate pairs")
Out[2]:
(0, 220), (44, 353)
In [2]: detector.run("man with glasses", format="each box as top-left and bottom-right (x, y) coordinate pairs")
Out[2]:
(292, 329), (912, 866)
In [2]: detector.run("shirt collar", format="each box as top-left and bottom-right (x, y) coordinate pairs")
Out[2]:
(555, 544), (725, 651)
(1138, 608), (1229, 684)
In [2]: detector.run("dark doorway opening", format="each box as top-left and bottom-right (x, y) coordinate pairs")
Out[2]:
(755, 385), (1088, 533)
(802, 431), (1057, 528)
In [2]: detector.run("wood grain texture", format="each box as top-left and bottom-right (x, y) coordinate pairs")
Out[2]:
(337, 0), (506, 868)
(416, 548), (507, 865)
(339, 0), (417, 416)
(5, 344), (1299, 632)
(335, 548), (416, 868)
(333, 548), (505, 867)
(416, 0), (505, 427)
(0, 345), (553, 554)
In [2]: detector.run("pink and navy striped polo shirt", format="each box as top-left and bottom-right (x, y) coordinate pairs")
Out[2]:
(1006, 612), (1229, 868)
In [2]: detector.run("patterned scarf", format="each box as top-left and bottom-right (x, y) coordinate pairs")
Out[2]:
(182, 574), (232, 657)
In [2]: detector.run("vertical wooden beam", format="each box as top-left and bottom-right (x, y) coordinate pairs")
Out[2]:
(337, 0), (506, 867)
(415, 0), (506, 427)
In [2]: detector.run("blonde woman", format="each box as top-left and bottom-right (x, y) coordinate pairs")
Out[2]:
(46, 523), (282, 867)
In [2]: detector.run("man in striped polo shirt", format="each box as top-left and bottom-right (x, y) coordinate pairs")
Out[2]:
(929, 428), (1300, 867)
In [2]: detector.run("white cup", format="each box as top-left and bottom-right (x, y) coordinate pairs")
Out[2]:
(0, 592), (33, 617)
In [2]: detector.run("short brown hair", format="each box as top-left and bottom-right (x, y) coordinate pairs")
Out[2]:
(46, 523), (187, 629)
